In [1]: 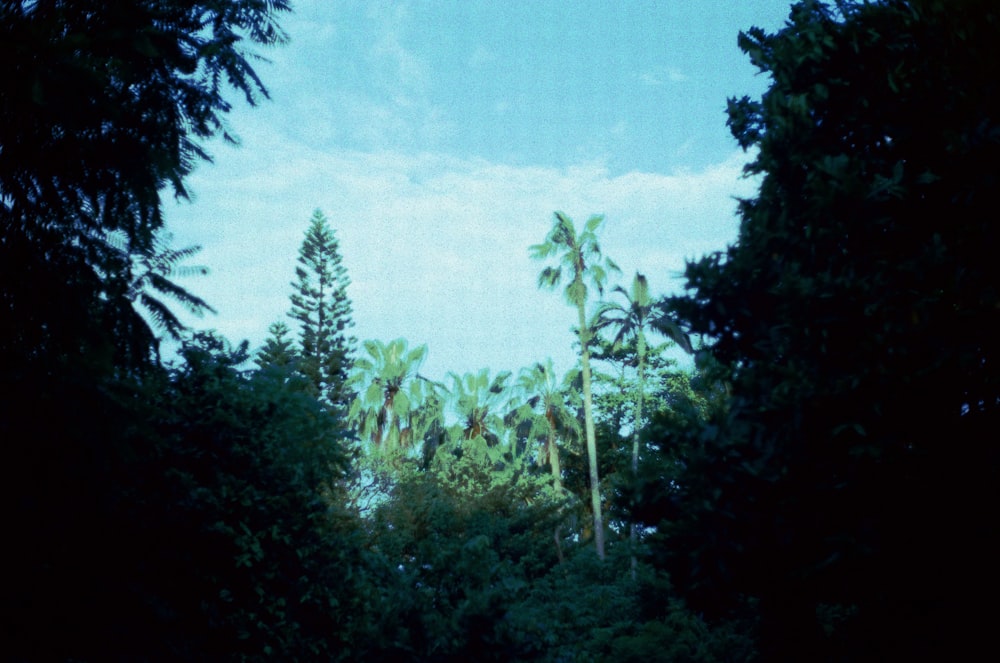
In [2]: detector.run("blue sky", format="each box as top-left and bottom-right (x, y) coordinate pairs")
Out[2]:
(165, 0), (794, 381)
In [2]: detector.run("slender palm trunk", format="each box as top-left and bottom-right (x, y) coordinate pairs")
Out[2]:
(546, 424), (563, 492)
(630, 332), (647, 577)
(578, 303), (605, 560)
(546, 412), (566, 566)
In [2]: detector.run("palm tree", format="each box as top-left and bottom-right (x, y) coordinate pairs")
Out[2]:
(401, 376), (448, 463)
(436, 368), (511, 470)
(592, 272), (693, 573)
(511, 358), (582, 493)
(448, 368), (512, 443)
(530, 211), (619, 559)
(347, 338), (428, 453)
(592, 273), (693, 476)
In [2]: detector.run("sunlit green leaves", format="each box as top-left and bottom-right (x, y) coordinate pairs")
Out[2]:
(348, 337), (430, 453)
(532, 211), (621, 308)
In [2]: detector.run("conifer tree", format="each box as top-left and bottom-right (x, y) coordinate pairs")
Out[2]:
(256, 321), (297, 370)
(287, 209), (356, 413)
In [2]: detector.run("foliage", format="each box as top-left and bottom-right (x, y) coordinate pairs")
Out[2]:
(0, 0), (290, 371)
(4, 331), (373, 661)
(123, 231), (216, 343)
(447, 367), (513, 444)
(510, 358), (583, 492)
(348, 337), (431, 454)
(140, 333), (368, 660)
(655, 0), (1000, 658)
(365, 472), (567, 661)
(255, 320), (297, 370)
(287, 209), (356, 413)
(592, 272), (690, 473)
(531, 211), (620, 559)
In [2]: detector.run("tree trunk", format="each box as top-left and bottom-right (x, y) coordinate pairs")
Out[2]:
(546, 423), (563, 493)
(578, 303), (605, 560)
(630, 332), (646, 578)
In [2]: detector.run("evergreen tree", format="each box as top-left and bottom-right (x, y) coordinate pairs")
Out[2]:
(287, 209), (356, 413)
(255, 321), (297, 370)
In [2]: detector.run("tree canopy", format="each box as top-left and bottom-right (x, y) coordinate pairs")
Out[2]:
(653, 0), (1000, 658)
(0, 0), (291, 371)
(286, 209), (356, 412)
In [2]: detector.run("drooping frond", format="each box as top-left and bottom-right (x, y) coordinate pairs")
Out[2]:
(124, 232), (215, 341)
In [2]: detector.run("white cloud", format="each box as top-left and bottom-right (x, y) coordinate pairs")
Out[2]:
(637, 66), (689, 87)
(468, 45), (495, 68)
(165, 139), (756, 381)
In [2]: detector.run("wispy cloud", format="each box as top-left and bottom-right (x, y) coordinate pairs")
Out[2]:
(166, 141), (755, 380)
(368, 4), (428, 93)
(261, 1), (452, 153)
(638, 66), (689, 87)
(468, 45), (496, 68)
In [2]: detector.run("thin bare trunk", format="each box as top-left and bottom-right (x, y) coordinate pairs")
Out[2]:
(630, 332), (646, 578)
(579, 303), (605, 560)
(546, 426), (563, 492)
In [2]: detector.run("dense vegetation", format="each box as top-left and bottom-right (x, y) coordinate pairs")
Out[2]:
(2, 1), (997, 660)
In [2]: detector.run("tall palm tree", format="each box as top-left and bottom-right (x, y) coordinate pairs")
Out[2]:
(347, 338), (428, 453)
(592, 273), (693, 476)
(530, 211), (619, 559)
(592, 272), (692, 573)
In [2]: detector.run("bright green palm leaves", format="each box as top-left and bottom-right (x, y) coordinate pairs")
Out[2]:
(512, 358), (582, 493)
(402, 376), (447, 460)
(530, 211), (619, 559)
(530, 212), (620, 311)
(348, 338), (428, 452)
(448, 368), (512, 445)
(593, 272), (694, 464)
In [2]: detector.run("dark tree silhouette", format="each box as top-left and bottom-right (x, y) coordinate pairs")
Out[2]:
(649, 1), (1000, 658)
(1, 0), (290, 370)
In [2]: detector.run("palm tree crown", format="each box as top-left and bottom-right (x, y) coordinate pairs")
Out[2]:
(348, 338), (428, 452)
(529, 212), (620, 315)
(448, 368), (512, 445)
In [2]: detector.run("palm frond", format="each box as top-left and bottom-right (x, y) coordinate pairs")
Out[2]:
(138, 292), (185, 339)
(584, 214), (605, 234)
(652, 315), (694, 355)
(145, 273), (215, 315)
(538, 266), (562, 290)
